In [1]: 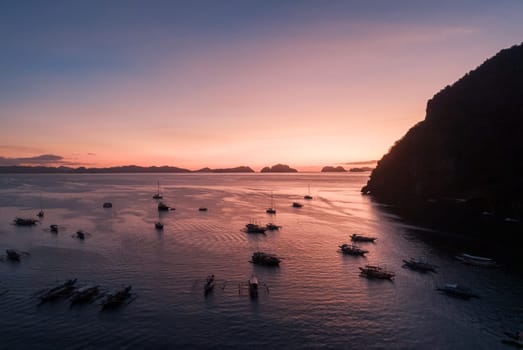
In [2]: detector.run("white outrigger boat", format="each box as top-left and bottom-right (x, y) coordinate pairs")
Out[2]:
(455, 253), (499, 267)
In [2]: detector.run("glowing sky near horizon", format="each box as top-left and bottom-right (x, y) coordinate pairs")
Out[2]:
(1, 1), (522, 170)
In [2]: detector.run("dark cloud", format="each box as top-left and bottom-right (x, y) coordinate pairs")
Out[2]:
(0, 154), (74, 166)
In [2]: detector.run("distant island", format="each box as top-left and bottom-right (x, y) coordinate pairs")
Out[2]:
(362, 42), (523, 245)
(321, 166), (347, 172)
(260, 164), (298, 173)
(0, 165), (255, 174)
(195, 166), (254, 173)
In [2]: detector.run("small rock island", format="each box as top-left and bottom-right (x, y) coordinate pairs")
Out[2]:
(321, 166), (347, 172)
(260, 164), (298, 173)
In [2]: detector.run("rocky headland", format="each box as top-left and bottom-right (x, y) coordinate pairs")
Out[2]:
(362, 43), (523, 257)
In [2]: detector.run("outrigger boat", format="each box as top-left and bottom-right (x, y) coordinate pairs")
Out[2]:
(339, 243), (368, 256)
(436, 283), (479, 299)
(455, 253), (499, 267)
(244, 222), (266, 234)
(39, 279), (77, 303)
(101, 285), (133, 310)
(251, 252), (281, 266)
(248, 275), (259, 298)
(238, 274), (269, 298)
(265, 223), (281, 231)
(70, 285), (100, 305)
(204, 275), (215, 297)
(359, 265), (395, 280)
(402, 258), (437, 272)
(13, 217), (38, 226)
(350, 234), (377, 242)
(5, 249), (29, 262)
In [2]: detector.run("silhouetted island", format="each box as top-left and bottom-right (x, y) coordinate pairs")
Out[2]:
(195, 166), (254, 173)
(362, 43), (523, 249)
(260, 164), (298, 173)
(0, 165), (255, 174)
(321, 166), (347, 172)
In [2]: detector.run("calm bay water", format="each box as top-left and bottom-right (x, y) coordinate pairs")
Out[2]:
(0, 173), (521, 349)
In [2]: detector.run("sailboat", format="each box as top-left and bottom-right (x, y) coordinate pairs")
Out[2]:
(152, 181), (163, 199)
(304, 185), (313, 200)
(266, 191), (276, 214)
(37, 194), (44, 217)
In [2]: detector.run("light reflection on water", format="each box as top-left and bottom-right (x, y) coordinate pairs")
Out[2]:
(0, 173), (521, 349)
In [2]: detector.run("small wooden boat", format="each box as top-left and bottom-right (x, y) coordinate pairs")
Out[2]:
(50, 224), (59, 233)
(292, 202), (303, 208)
(436, 283), (479, 299)
(37, 210), (44, 218)
(158, 202), (171, 211)
(359, 265), (395, 280)
(103, 202), (112, 208)
(101, 285), (133, 310)
(350, 234), (377, 242)
(455, 253), (499, 267)
(238, 274), (269, 298)
(39, 279), (77, 303)
(198, 207), (208, 211)
(6, 249), (22, 262)
(248, 275), (259, 298)
(204, 275), (215, 296)
(155, 222), (164, 230)
(75, 230), (86, 240)
(70, 285), (100, 305)
(339, 244), (368, 256)
(251, 252), (281, 266)
(403, 258), (437, 272)
(265, 223), (281, 231)
(244, 223), (266, 234)
(13, 217), (38, 226)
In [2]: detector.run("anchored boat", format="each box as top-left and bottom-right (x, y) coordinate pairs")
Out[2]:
(436, 283), (479, 299)
(339, 244), (368, 256)
(251, 252), (281, 266)
(359, 265), (395, 280)
(455, 253), (499, 267)
(350, 234), (377, 242)
(402, 258), (437, 272)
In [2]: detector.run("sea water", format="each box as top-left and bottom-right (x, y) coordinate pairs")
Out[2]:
(0, 173), (521, 349)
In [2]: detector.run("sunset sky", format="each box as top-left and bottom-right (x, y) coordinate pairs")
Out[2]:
(1, 1), (522, 170)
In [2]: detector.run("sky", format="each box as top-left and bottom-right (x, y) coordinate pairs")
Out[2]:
(1, 0), (522, 171)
